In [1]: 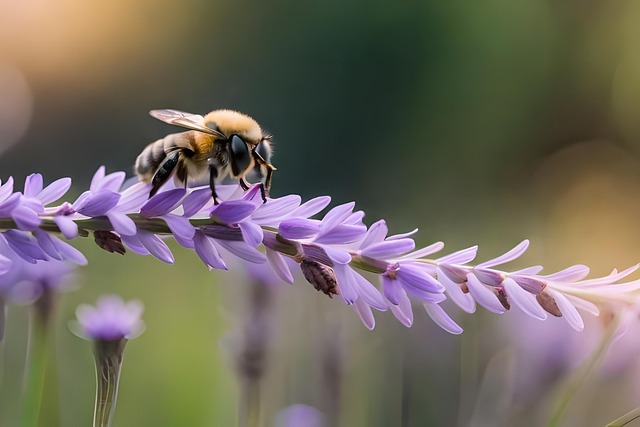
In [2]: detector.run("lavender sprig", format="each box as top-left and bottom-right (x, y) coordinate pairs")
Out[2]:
(1, 166), (639, 334)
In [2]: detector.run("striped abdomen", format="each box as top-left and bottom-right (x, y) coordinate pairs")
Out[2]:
(134, 137), (168, 182)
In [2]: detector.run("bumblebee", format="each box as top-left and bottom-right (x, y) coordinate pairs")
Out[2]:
(135, 109), (275, 203)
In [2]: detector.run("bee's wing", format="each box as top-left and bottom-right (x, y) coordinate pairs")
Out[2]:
(149, 109), (226, 138)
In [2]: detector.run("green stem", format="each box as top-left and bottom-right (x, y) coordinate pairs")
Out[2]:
(238, 379), (260, 427)
(92, 340), (127, 427)
(607, 407), (640, 427)
(20, 293), (54, 427)
(548, 316), (620, 427)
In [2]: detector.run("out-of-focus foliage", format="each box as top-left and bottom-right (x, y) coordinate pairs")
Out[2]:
(2, 1), (640, 426)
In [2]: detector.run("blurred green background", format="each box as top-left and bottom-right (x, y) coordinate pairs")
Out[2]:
(3, 1), (640, 426)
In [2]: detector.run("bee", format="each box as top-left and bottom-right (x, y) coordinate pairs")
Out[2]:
(134, 109), (276, 203)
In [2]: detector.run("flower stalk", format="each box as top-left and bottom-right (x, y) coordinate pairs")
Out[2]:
(20, 288), (55, 427)
(92, 339), (126, 427)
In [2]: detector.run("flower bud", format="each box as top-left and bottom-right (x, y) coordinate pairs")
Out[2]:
(300, 258), (339, 298)
(536, 291), (562, 317)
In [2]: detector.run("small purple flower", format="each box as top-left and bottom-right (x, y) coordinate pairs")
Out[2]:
(274, 404), (326, 427)
(75, 295), (144, 341)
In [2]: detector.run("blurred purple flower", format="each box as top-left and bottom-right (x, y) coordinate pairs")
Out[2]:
(274, 404), (326, 427)
(75, 295), (144, 341)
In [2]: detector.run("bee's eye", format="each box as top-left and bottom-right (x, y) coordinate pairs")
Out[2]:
(255, 139), (271, 162)
(229, 135), (251, 176)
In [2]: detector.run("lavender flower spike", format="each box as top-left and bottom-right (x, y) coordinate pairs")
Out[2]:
(2, 165), (640, 335)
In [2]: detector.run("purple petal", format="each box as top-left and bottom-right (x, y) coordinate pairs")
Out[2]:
(117, 182), (152, 212)
(361, 220), (388, 249)
(120, 234), (150, 255)
(465, 273), (506, 314)
(315, 224), (367, 245)
(54, 216), (78, 239)
(182, 188), (213, 217)
(279, 218), (321, 240)
(194, 231), (227, 270)
(322, 246), (351, 265)
(0, 253), (12, 275)
(547, 289), (584, 331)
(437, 246), (478, 265)
(237, 183), (262, 202)
(89, 166), (106, 191)
(12, 206), (41, 230)
(210, 200), (256, 224)
(423, 303), (463, 334)
(387, 228), (419, 240)
(353, 298), (375, 330)
(215, 239), (267, 264)
(333, 264), (358, 305)
(275, 404), (326, 427)
(542, 265), (590, 282)
(138, 232), (174, 264)
(398, 241), (445, 260)
(94, 170), (125, 192)
(382, 275), (403, 305)
(0, 193), (21, 217)
(140, 189), (185, 218)
(564, 294), (599, 316)
(473, 268), (504, 287)
(361, 238), (415, 259)
(76, 295), (144, 340)
(4, 230), (47, 263)
(251, 195), (301, 223)
(0, 177), (14, 202)
(507, 275), (546, 294)
(476, 240), (529, 269)
(576, 265), (639, 287)
(321, 202), (355, 231)
(106, 211), (137, 236)
(163, 214), (195, 242)
(501, 278), (547, 320)
(301, 244), (332, 265)
(21, 196), (45, 214)
(171, 230), (195, 249)
(396, 264), (444, 294)
(288, 196), (331, 219)
(266, 248), (294, 284)
(239, 221), (263, 247)
(437, 267), (475, 313)
(511, 265), (544, 275)
(388, 289), (413, 327)
(38, 177), (72, 205)
(438, 264), (468, 283)
(50, 235), (88, 265)
(34, 229), (63, 260)
(24, 174), (43, 197)
(351, 270), (387, 310)
(75, 190), (120, 217)
(345, 210), (365, 226)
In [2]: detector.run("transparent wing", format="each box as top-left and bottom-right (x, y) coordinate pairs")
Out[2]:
(149, 109), (226, 138)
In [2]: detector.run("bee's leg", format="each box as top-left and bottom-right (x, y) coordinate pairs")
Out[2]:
(150, 151), (180, 197)
(239, 177), (250, 191)
(209, 165), (219, 205)
(262, 165), (275, 199)
(251, 150), (275, 203)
